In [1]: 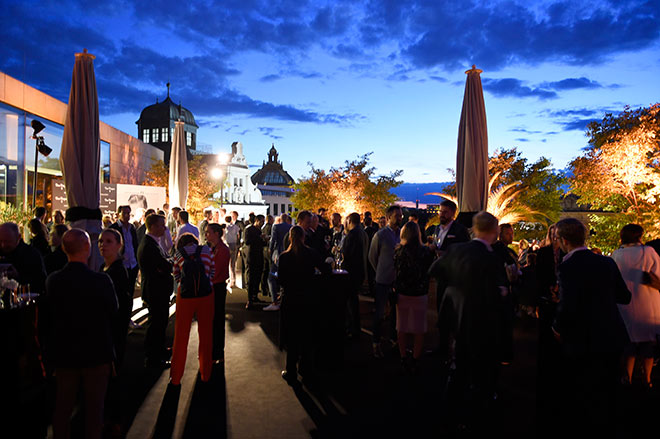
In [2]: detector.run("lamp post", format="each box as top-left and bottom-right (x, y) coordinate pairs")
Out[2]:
(30, 120), (53, 208)
(211, 167), (224, 207)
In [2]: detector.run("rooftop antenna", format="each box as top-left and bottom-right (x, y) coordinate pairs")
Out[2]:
(167, 81), (171, 98)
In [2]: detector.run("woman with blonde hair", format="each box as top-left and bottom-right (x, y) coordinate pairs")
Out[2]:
(394, 221), (434, 374)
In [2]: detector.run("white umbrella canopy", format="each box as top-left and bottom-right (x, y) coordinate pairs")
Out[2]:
(456, 65), (489, 216)
(59, 49), (103, 269)
(169, 119), (188, 209)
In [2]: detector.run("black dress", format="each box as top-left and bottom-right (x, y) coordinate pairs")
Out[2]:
(101, 259), (131, 367)
(278, 246), (330, 376)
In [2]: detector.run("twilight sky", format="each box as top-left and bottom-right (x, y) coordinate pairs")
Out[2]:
(1, 0), (659, 183)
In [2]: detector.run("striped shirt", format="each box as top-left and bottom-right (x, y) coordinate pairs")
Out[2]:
(173, 244), (214, 294)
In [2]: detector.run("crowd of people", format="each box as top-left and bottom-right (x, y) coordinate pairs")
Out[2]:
(3, 200), (660, 437)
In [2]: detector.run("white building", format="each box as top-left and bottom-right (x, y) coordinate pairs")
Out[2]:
(215, 141), (267, 220)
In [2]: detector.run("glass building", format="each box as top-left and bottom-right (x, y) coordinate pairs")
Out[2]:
(0, 71), (163, 214)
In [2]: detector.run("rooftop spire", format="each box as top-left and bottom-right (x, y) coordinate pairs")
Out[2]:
(167, 81), (171, 98)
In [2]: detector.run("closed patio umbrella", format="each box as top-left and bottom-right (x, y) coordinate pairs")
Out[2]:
(456, 65), (489, 225)
(169, 119), (188, 209)
(59, 49), (102, 269)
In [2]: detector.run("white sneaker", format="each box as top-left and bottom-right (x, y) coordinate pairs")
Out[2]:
(263, 303), (280, 311)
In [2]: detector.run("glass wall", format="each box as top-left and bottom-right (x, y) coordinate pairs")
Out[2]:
(0, 102), (110, 213)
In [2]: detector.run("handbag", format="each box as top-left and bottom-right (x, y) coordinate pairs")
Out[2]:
(641, 247), (660, 291)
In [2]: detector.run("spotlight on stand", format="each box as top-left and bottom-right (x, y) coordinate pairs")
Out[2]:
(30, 120), (52, 208)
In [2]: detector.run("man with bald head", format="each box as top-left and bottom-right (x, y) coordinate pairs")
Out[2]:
(44, 229), (117, 439)
(0, 222), (46, 294)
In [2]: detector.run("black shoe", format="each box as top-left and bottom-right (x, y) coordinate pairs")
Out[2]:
(145, 358), (171, 369)
(253, 297), (269, 304)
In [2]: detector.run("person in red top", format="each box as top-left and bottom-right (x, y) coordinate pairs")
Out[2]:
(206, 223), (231, 362)
(170, 233), (215, 386)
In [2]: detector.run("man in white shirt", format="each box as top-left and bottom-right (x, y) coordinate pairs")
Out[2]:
(224, 212), (241, 287)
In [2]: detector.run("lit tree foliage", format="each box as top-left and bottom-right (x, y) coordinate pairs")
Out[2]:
(292, 153), (402, 217)
(144, 156), (218, 222)
(570, 104), (660, 252)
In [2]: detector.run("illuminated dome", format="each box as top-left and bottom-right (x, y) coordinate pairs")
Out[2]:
(251, 144), (294, 186)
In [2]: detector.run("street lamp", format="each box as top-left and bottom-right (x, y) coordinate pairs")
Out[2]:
(211, 167), (224, 207)
(30, 120), (52, 208)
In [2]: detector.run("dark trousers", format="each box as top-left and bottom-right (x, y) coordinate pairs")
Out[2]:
(559, 353), (621, 438)
(53, 363), (111, 439)
(282, 299), (314, 376)
(373, 282), (396, 343)
(346, 278), (362, 336)
(447, 354), (499, 431)
(212, 282), (227, 359)
(246, 258), (264, 301)
(145, 291), (170, 361)
(127, 265), (139, 300)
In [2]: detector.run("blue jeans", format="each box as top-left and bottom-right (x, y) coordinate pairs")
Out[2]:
(268, 263), (280, 303)
(373, 282), (396, 343)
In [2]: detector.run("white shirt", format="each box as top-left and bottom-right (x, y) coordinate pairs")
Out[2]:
(435, 220), (453, 248)
(117, 221), (137, 269)
(562, 246), (589, 262)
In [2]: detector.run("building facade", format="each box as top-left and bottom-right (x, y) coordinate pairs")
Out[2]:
(250, 144), (295, 217)
(0, 71), (163, 211)
(210, 141), (267, 220)
(135, 86), (198, 164)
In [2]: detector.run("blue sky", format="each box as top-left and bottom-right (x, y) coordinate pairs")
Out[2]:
(2, 0), (659, 184)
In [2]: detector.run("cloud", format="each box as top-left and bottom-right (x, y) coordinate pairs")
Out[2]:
(401, 1), (660, 71)
(260, 74), (281, 82)
(482, 78), (557, 100)
(258, 126), (284, 140)
(510, 127), (542, 134)
(429, 75), (448, 82)
(515, 138), (530, 142)
(558, 118), (599, 131)
(541, 77), (603, 90)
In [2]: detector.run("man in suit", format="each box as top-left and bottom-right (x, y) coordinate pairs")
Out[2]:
(137, 214), (174, 368)
(0, 222), (47, 295)
(265, 213), (292, 310)
(110, 205), (140, 300)
(243, 214), (266, 309)
(492, 223), (520, 364)
(551, 218), (631, 437)
(429, 211), (508, 433)
(342, 212), (368, 338)
(45, 229), (117, 439)
(430, 199), (471, 344)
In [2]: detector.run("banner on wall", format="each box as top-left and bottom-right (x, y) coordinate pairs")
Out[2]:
(52, 181), (165, 218)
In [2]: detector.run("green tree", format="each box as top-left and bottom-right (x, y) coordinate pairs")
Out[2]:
(144, 156), (219, 222)
(569, 103), (660, 252)
(292, 153), (402, 217)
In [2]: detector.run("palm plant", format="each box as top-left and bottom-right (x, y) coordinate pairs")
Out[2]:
(426, 172), (541, 224)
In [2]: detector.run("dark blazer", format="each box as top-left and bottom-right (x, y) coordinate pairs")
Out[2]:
(44, 262), (117, 368)
(0, 240), (46, 295)
(137, 235), (173, 303)
(436, 221), (471, 252)
(341, 226), (366, 285)
(44, 245), (68, 275)
(430, 240), (507, 361)
(270, 222), (292, 260)
(552, 250), (631, 356)
(109, 221), (139, 261)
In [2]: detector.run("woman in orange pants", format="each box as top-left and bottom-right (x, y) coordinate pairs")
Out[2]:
(170, 233), (215, 386)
